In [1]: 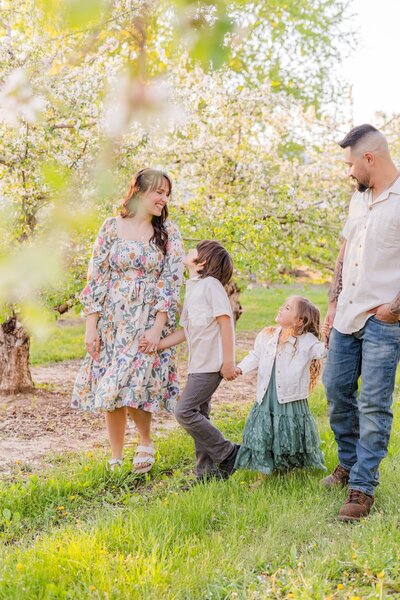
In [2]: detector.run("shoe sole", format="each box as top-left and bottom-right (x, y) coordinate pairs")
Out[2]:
(338, 515), (359, 522)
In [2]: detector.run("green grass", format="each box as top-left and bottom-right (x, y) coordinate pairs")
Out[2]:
(8, 283), (400, 598)
(1, 380), (400, 599)
(30, 323), (86, 365)
(238, 284), (329, 331)
(30, 284), (329, 364)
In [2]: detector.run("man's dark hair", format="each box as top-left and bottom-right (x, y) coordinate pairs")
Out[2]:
(195, 240), (233, 287)
(339, 124), (378, 149)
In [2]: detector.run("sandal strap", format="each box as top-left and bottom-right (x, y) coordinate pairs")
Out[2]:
(136, 445), (155, 455)
(133, 454), (155, 466)
(108, 458), (123, 466)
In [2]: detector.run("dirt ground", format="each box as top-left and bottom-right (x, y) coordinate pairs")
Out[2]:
(0, 333), (256, 476)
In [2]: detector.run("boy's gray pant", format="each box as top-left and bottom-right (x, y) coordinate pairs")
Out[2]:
(174, 372), (235, 477)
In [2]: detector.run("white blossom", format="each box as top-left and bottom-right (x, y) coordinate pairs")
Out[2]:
(0, 69), (45, 127)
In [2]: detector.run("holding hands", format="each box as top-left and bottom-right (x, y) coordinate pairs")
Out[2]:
(138, 325), (162, 354)
(220, 362), (241, 381)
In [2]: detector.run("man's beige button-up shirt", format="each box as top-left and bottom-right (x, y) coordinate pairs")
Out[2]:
(334, 178), (400, 334)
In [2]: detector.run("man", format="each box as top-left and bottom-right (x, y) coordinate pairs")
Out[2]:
(322, 124), (400, 521)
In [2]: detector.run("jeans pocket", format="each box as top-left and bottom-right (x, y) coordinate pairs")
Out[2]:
(372, 316), (400, 328)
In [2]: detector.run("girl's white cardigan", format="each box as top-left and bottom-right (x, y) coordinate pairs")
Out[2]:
(238, 326), (327, 404)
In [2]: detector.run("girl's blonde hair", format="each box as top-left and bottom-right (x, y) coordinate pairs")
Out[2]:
(274, 296), (322, 391)
(291, 295), (322, 392)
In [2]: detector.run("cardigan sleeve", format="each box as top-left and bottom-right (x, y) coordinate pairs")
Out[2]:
(238, 330), (267, 374)
(308, 338), (328, 360)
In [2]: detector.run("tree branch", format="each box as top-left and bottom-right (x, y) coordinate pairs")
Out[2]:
(69, 140), (88, 169)
(54, 297), (79, 315)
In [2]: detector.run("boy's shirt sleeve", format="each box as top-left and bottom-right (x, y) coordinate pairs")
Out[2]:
(206, 278), (232, 318)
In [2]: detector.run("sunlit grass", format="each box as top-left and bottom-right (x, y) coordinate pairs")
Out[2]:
(13, 283), (400, 598)
(1, 383), (400, 598)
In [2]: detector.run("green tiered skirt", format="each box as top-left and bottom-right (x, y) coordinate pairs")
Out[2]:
(235, 363), (325, 474)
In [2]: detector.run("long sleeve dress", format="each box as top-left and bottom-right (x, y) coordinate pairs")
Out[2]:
(71, 217), (185, 413)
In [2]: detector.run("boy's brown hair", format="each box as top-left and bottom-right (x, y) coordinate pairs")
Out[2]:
(195, 240), (233, 287)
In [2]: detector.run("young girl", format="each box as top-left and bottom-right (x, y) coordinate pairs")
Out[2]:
(234, 296), (327, 474)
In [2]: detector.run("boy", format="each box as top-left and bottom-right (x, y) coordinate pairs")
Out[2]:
(141, 240), (240, 481)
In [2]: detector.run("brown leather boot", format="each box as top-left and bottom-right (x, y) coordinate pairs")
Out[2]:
(321, 464), (350, 488)
(338, 489), (374, 521)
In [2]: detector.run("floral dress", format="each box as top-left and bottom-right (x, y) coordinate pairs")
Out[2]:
(71, 217), (185, 413)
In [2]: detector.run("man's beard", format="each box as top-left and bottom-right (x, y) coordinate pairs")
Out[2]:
(351, 176), (369, 193)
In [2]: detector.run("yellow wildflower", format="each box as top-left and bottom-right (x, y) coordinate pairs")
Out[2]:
(337, 583), (344, 590)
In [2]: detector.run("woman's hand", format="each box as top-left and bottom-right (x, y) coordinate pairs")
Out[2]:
(85, 325), (100, 361)
(140, 326), (162, 354)
(138, 334), (158, 354)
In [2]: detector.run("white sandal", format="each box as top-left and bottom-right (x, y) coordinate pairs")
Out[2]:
(107, 458), (124, 472)
(132, 445), (156, 474)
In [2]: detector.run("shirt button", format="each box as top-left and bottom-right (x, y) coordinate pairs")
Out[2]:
(355, 263), (358, 267)
(352, 282), (355, 286)
(349, 300), (353, 304)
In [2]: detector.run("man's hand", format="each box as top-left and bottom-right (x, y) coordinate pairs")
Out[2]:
(220, 361), (238, 381)
(323, 300), (337, 348)
(369, 304), (399, 324)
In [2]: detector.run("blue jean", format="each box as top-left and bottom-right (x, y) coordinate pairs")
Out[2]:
(323, 316), (400, 496)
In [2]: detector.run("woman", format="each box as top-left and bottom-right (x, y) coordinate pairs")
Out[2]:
(72, 168), (185, 473)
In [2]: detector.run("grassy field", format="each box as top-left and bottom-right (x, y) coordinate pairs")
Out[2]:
(4, 285), (400, 599)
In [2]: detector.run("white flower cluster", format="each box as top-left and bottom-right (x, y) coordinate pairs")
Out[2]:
(0, 68), (45, 127)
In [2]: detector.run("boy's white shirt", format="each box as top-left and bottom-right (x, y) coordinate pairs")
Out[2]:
(238, 326), (327, 404)
(180, 276), (235, 374)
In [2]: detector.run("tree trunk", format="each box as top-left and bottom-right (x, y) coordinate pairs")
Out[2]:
(0, 316), (34, 394)
(226, 280), (242, 325)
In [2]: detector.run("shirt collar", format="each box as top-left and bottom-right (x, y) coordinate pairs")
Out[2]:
(185, 276), (201, 285)
(370, 174), (400, 205)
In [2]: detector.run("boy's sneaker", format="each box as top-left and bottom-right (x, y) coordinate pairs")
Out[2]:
(218, 444), (240, 479)
(196, 471), (224, 484)
(321, 464), (350, 488)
